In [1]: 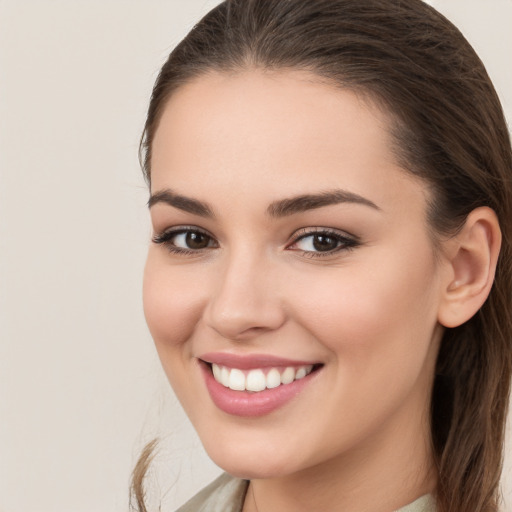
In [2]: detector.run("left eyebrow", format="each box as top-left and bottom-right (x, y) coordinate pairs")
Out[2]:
(267, 189), (381, 217)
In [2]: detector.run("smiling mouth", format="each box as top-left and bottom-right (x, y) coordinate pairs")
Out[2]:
(199, 357), (323, 416)
(206, 363), (321, 393)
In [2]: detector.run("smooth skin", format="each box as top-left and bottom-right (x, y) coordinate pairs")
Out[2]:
(143, 70), (500, 512)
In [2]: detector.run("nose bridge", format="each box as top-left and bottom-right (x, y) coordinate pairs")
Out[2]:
(204, 244), (285, 340)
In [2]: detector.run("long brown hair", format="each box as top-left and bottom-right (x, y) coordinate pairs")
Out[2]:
(132, 1), (512, 510)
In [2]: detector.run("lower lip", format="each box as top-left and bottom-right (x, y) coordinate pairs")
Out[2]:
(200, 362), (319, 417)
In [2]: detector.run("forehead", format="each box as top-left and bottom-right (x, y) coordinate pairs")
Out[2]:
(150, 69), (426, 215)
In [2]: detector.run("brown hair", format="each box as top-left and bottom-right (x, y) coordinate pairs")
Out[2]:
(132, 1), (512, 511)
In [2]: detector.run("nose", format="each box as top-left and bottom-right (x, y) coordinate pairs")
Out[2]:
(203, 250), (286, 341)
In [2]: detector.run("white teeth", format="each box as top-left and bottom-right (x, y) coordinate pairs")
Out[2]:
(246, 369), (266, 392)
(266, 368), (281, 389)
(295, 367), (307, 380)
(281, 367), (295, 385)
(229, 368), (246, 391)
(211, 363), (314, 392)
(220, 366), (230, 387)
(212, 363), (221, 382)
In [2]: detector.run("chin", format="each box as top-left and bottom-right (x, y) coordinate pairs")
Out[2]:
(202, 438), (302, 480)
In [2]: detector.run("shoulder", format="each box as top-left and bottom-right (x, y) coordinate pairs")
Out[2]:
(176, 473), (249, 512)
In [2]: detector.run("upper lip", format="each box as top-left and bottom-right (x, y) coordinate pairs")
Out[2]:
(199, 352), (321, 370)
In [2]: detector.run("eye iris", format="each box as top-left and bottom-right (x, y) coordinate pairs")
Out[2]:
(186, 232), (209, 249)
(312, 234), (338, 251)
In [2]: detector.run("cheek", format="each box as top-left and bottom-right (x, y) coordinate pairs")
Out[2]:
(288, 248), (440, 366)
(142, 253), (209, 414)
(142, 252), (204, 351)
(278, 250), (441, 450)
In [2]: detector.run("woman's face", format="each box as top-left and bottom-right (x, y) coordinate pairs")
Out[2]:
(144, 70), (446, 479)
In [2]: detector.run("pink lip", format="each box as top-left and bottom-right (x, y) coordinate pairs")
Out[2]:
(199, 352), (318, 370)
(198, 356), (321, 417)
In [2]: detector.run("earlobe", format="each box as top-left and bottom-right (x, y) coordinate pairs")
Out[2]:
(437, 207), (501, 328)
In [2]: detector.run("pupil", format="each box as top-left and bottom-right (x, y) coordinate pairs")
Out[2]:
(186, 232), (209, 249)
(313, 234), (338, 251)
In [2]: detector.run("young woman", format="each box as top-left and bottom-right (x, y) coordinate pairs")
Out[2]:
(133, 1), (512, 511)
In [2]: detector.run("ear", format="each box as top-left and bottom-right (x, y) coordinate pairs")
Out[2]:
(437, 207), (501, 328)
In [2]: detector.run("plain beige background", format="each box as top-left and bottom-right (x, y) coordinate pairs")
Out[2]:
(0, 1), (510, 511)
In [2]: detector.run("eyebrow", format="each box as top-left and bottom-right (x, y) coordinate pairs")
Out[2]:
(267, 190), (380, 217)
(148, 189), (215, 218)
(148, 188), (380, 218)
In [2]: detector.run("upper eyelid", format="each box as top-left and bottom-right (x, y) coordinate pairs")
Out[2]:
(290, 226), (358, 241)
(153, 225), (355, 238)
(153, 225), (214, 238)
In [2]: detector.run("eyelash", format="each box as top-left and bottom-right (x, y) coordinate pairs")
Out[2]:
(288, 227), (360, 258)
(152, 226), (360, 258)
(152, 226), (216, 256)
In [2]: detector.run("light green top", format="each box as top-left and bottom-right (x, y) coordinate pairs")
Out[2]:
(176, 473), (436, 512)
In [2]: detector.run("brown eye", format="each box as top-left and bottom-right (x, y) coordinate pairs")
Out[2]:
(293, 233), (342, 253)
(288, 228), (360, 258)
(152, 227), (217, 254)
(185, 231), (211, 249)
(311, 234), (339, 252)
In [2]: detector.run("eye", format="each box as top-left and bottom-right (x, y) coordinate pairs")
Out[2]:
(152, 227), (217, 254)
(287, 228), (359, 257)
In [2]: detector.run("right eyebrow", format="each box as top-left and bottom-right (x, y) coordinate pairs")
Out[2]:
(148, 188), (215, 218)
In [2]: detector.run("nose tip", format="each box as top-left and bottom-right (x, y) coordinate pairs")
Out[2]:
(203, 261), (286, 341)
(206, 306), (283, 341)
